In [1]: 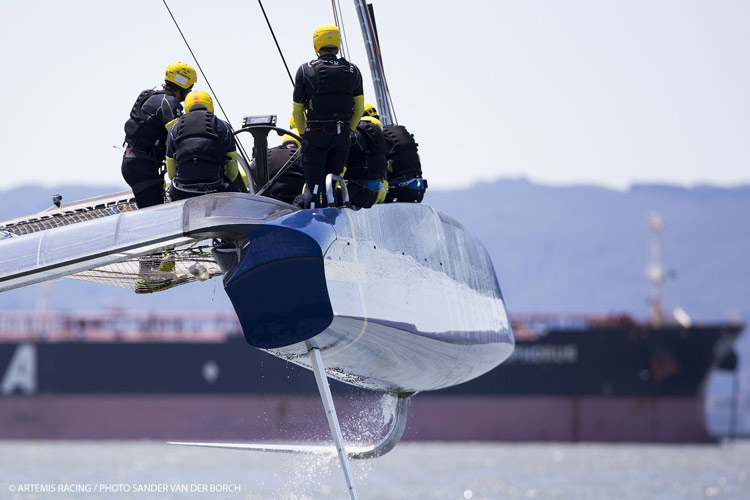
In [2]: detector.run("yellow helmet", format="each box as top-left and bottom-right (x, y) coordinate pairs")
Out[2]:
(165, 61), (197, 89)
(361, 115), (383, 130)
(364, 102), (378, 118)
(184, 90), (214, 113)
(313, 24), (341, 53)
(282, 129), (301, 148)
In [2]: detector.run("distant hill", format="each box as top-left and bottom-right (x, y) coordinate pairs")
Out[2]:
(425, 179), (750, 325)
(1, 180), (748, 324)
(0, 185), (126, 220)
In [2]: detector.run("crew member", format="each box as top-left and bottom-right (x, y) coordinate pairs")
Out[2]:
(265, 124), (305, 205)
(383, 121), (427, 203)
(122, 61), (196, 208)
(344, 104), (388, 208)
(165, 90), (240, 201)
(250, 117), (305, 205)
(292, 24), (365, 208)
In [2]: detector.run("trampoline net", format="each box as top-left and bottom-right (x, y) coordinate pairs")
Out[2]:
(68, 243), (224, 293)
(3, 197), (138, 236)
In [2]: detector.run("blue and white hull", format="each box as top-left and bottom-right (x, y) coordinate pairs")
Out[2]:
(222, 202), (514, 394)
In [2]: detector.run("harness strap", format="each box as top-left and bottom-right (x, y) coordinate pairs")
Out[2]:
(172, 179), (226, 193)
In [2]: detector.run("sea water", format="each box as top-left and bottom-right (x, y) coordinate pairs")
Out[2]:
(1, 441), (749, 499)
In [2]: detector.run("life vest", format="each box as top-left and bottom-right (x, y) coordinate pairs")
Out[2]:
(266, 146), (305, 205)
(268, 146), (300, 177)
(347, 120), (387, 181)
(123, 89), (171, 157)
(172, 110), (226, 184)
(383, 124), (422, 179)
(306, 58), (356, 121)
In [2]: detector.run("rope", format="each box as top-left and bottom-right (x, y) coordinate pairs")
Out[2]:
(331, 0), (351, 60)
(256, 148), (301, 196)
(162, 0), (231, 127)
(161, 0), (252, 171)
(257, 0), (294, 86)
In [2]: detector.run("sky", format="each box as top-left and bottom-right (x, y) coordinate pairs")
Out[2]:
(1, 0), (748, 193)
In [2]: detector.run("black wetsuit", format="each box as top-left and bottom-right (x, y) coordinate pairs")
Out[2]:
(346, 119), (387, 208)
(264, 145), (305, 205)
(383, 124), (427, 203)
(293, 54), (363, 205)
(121, 89), (183, 208)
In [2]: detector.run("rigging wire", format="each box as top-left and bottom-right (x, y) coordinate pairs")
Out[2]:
(161, 0), (252, 164)
(256, 148), (301, 196)
(257, 0), (294, 86)
(162, 0), (231, 127)
(331, 0), (351, 60)
(331, 0), (342, 57)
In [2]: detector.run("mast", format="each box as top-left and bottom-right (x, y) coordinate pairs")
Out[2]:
(353, 0), (393, 126)
(646, 213), (665, 327)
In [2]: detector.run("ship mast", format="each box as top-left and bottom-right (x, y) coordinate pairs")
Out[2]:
(646, 213), (665, 327)
(353, 0), (393, 126)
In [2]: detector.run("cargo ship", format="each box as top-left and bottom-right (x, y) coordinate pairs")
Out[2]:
(0, 309), (741, 443)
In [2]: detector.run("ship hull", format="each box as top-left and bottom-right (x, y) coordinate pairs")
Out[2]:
(0, 320), (741, 442)
(0, 395), (715, 443)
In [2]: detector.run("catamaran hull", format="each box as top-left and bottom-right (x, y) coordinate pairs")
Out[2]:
(223, 203), (514, 393)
